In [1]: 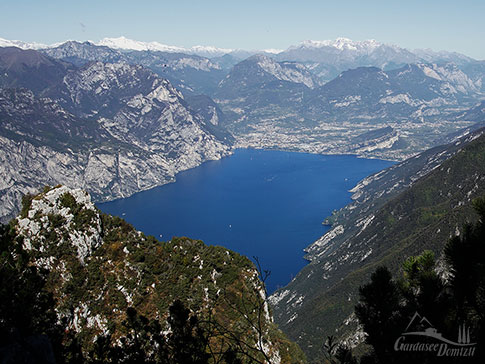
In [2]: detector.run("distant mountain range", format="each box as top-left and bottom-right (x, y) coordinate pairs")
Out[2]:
(1, 36), (485, 221)
(1, 35), (482, 65)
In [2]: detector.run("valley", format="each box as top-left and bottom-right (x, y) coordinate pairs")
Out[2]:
(1, 34), (485, 363)
(2, 37), (484, 224)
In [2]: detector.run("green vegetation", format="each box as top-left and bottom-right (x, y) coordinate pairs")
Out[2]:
(0, 187), (307, 363)
(20, 193), (34, 218)
(59, 191), (79, 210)
(352, 197), (485, 363)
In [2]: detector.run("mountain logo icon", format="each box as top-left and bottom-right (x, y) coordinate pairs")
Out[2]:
(404, 312), (434, 332)
(400, 312), (475, 346)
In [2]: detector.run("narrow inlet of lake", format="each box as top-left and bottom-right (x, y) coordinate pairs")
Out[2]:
(98, 149), (394, 292)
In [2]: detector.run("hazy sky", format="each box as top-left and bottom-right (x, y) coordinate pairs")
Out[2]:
(1, 0), (484, 59)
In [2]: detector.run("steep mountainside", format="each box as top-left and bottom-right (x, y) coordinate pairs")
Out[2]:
(225, 61), (481, 160)
(460, 60), (485, 92)
(270, 128), (485, 361)
(0, 88), (109, 149)
(214, 55), (317, 124)
(41, 41), (226, 96)
(0, 48), (232, 223)
(185, 94), (227, 127)
(0, 47), (74, 93)
(1, 185), (305, 363)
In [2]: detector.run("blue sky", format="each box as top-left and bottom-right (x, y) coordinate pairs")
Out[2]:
(1, 0), (484, 59)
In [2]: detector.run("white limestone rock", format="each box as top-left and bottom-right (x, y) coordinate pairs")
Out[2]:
(16, 185), (102, 265)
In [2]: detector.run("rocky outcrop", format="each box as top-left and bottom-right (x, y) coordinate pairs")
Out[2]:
(6, 185), (305, 363)
(16, 186), (102, 265)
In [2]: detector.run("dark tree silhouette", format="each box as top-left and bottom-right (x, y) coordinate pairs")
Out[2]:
(355, 266), (403, 363)
(0, 223), (61, 364)
(167, 300), (210, 364)
(444, 197), (485, 360)
(355, 196), (485, 364)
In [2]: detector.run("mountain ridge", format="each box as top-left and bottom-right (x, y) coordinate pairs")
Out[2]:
(1, 184), (306, 363)
(2, 35), (483, 62)
(0, 47), (233, 223)
(270, 127), (485, 361)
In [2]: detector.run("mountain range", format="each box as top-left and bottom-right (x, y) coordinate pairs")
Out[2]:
(2, 35), (482, 74)
(2, 35), (485, 362)
(1, 36), (485, 222)
(0, 46), (232, 223)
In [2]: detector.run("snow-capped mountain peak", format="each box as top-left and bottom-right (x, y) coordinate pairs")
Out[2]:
(96, 36), (233, 57)
(187, 45), (234, 57)
(294, 38), (382, 51)
(0, 37), (49, 50)
(97, 36), (187, 53)
(262, 48), (284, 54)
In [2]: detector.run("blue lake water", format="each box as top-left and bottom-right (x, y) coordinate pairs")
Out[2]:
(98, 149), (394, 292)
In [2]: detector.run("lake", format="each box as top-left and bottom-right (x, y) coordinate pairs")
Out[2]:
(98, 149), (394, 292)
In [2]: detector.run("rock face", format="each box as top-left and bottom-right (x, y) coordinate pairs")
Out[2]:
(6, 185), (305, 363)
(41, 40), (227, 96)
(32, 39), (485, 163)
(16, 186), (102, 265)
(0, 48), (233, 223)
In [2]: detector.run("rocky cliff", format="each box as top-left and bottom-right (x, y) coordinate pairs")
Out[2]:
(0, 47), (233, 223)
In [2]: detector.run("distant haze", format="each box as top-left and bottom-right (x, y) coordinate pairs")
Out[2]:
(0, 0), (484, 60)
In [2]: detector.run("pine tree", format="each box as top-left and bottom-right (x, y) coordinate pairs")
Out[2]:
(355, 266), (403, 363)
(444, 196), (485, 361)
(167, 299), (210, 364)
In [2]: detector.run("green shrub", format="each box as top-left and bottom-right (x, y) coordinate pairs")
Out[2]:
(59, 192), (80, 212)
(20, 193), (34, 218)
